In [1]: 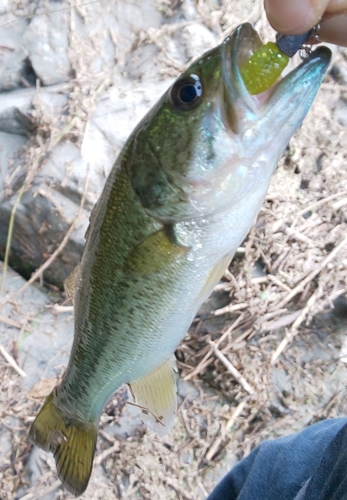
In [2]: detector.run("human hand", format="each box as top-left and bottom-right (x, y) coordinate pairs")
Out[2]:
(264, 0), (347, 47)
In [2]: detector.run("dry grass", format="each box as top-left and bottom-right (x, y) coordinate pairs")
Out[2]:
(1, 0), (347, 498)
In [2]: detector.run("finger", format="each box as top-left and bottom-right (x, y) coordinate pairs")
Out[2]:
(264, 0), (330, 34)
(325, 0), (347, 14)
(318, 13), (347, 46)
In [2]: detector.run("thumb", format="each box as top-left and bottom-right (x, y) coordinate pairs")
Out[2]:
(264, 0), (329, 34)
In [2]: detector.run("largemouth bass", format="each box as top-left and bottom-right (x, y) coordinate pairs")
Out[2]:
(29, 24), (331, 496)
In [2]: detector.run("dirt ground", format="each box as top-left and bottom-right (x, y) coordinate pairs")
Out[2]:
(1, 1), (347, 499)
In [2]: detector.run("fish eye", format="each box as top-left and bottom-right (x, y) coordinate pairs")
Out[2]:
(171, 74), (203, 110)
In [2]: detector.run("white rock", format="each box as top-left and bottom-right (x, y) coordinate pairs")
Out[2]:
(0, 131), (27, 193)
(182, 24), (217, 60)
(0, 13), (33, 91)
(0, 264), (73, 388)
(22, 12), (72, 86)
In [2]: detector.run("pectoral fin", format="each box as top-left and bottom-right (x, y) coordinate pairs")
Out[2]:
(129, 357), (177, 435)
(125, 227), (189, 276)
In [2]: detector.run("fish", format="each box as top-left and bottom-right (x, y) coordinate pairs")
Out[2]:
(28, 23), (331, 496)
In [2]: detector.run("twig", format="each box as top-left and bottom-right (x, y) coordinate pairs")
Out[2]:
(271, 289), (320, 364)
(197, 479), (209, 498)
(19, 479), (61, 500)
(95, 442), (120, 465)
(295, 190), (347, 218)
(214, 302), (248, 316)
(208, 341), (254, 395)
(162, 476), (195, 500)
(267, 274), (292, 292)
(99, 429), (116, 443)
(126, 401), (165, 426)
(276, 234), (347, 310)
(256, 308), (288, 327)
(205, 401), (246, 461)
(0, 344), (26, 377)
(49, 305), (74, 313)
(261, 309), (303, 332)
(0, 183), (26, 291)
(229, 327), (253, 347)
(0, 315), (27, 330)
(332, 197), (347, 210)
(184, 314), (245, 381)
(14, 169), (89, 296)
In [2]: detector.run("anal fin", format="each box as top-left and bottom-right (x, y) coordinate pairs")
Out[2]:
(129, 357), (177, 435)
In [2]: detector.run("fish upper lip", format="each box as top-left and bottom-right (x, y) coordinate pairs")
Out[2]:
(221, 23), (262, 122)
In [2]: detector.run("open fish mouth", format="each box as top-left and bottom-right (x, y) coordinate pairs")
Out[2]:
(222, 23), (331, 134)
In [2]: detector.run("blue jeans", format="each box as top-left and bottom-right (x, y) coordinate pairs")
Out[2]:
(207, 418), (347, 500)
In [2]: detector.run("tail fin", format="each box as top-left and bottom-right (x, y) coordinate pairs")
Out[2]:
(29, 393), (98, 497)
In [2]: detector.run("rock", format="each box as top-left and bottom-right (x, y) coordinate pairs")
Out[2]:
(104, 0), (162, 56)
(0, 13), (28, 43)
(0, 85), (69, 135)
(330, 64), (347, 85)
(182, 0), (199, 21)
(204, 453), (238, 488)
(271, 367), (292, 395)
(0, 263), (74, 388)
(0, 87), (37, 135)
(105, 396), (144, 440)
(330, 49), (347, 85)
(0, 177), (90, 287)
(182, 24), (216, 60)
(124, 44), (161, 81)
(0, 131), (27, 193)
(177, 378), (200, 403)
(58, 0), (163, 77)
(18, 448), (59, 500)
(91, 76), (171, 150)
(0, 429), (11, 464)
(0, 94), (34, 135)
(0, 47), (36, 91)
(334, 100), (347, 127)
(22, 11), (72, 86)
(0, 14), (33, 91)
(0, 0), (9, 14)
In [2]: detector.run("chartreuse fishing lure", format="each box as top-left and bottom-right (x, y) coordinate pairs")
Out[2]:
(29, 23), (330, 496)
(241, 31), (312, 94)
